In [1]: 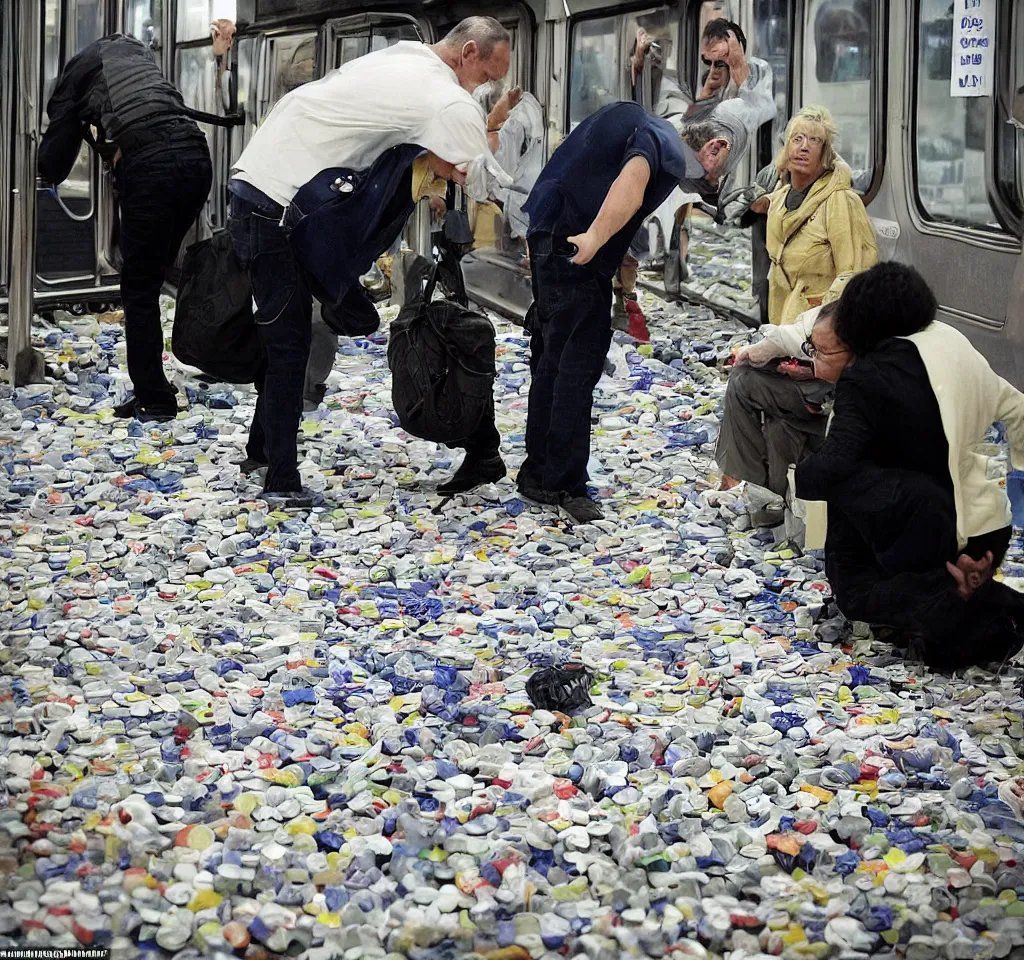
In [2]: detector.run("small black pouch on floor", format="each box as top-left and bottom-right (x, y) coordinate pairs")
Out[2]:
(172, 230), (264, 383)
(388, 262), (496, 445)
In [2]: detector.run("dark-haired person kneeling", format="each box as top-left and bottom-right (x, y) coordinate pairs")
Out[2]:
(795, 262), (1024, 670)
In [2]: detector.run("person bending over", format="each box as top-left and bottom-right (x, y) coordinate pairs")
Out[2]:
(519, 104), (731, 523)
(795, 262), (1024, 670)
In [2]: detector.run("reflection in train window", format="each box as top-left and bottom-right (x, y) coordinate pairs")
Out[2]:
(804, 0), (875, 192)
(125, 0), (163, 55)
(915, 0), (1000, 231)
(569, 16), (620, 129)
(269, 34), (317, 107)
(623, 8), (680, 117)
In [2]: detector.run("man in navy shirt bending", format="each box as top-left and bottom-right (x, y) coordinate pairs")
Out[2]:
(518, 102), (732, 522)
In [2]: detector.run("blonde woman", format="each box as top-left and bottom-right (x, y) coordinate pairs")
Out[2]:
(755, 105), (877, 325)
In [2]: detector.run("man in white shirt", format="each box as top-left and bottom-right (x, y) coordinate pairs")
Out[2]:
(228, 17), (511, 506)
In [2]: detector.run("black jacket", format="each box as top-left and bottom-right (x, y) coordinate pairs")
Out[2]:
(795, 339), (952, 503)
(39, 34), (200, 184)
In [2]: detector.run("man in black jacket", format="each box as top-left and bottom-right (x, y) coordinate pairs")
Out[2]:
(39, 34), (214, 422)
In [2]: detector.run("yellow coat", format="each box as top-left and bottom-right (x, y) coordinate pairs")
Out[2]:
(766, 162), (878, 325)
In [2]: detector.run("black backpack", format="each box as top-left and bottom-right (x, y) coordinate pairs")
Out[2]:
(171, 230), (264, 383)
(387, 261), (496, 445)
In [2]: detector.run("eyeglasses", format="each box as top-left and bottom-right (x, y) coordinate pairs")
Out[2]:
(790, 133), (824, 147)
(801, 336), (849, 360)
(701, 56), (728, 70)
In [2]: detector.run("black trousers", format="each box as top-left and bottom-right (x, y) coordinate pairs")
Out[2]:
(523, 234), (613, 496)
(117, 132), (212, 407)
(825, 464), (1023, 669)
(229, 192), (313, 494)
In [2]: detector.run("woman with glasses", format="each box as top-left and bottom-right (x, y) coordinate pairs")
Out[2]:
(757, 105), (877, 325)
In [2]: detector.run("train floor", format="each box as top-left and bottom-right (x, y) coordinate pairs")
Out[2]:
(2, 289), (1024, 959)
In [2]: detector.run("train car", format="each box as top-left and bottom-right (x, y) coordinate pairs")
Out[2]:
(2, 0), (1023, 383)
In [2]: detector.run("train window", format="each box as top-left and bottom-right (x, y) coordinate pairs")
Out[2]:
(569, 17), (620, 129)
(69, 0), (104, 53)
(268, 33), (317, 106)
(337, 36), (370, 66)
(335, 22), (420, 70)
(914, 0), (1000, 231)
(803, 0), (876, 192)
(178, 0), (213, 43)
(177, 1), (236, 43)
(177, 47), (217, 114)
(753, 0), (792, 156)
(125, 0), (162, 54)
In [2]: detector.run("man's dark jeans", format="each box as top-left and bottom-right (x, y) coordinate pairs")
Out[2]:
(117, 131), (211, 408)
(229, 190), (312, 493)
(522, 233), (613, 496)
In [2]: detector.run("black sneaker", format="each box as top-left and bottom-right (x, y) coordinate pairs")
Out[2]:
(560, 494), (604, 524)
(437, 454), (507, 495)
(262, 487), (323, 509)
(516, 469), (561, 505)
(113, 396), (178, 422)
(234, 456), (268, 475)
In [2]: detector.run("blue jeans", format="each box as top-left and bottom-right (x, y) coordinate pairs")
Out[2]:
(228, 188), (311, 492)
(523, 234), (613, 495)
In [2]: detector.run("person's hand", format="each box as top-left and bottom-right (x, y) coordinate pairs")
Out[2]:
(631, 28), (653, 83)
(450, 163), (468, 187)
(429, 195), (446, 219)
(487, 86), (522, 130)
(749, 195), (770, 216)
(806, 295), (824, 308)
(947, 551), (995, 601)
(778, 359), (815, 381)
(567, 231), (600, 265)
(729, 347), (750, 367)
(725, 30), (749, 87)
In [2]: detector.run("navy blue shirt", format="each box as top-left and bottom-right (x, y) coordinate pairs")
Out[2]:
(524, 102), (709, 275)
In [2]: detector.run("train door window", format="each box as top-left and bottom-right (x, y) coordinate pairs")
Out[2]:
(803, 0), (877, 193)
(125, 0), (163, 55)
(267, 33), (317, 108)
(569, 16), (620, 129)
(914, 0), (1000, 231)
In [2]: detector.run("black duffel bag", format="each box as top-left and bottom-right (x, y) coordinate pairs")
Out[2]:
(388, 262), (496, 445)
(171, 230), (264, 383)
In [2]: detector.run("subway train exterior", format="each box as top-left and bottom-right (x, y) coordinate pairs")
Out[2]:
(2, 0), (1023, 382)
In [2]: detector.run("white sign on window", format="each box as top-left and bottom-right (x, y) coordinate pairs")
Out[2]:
(951, 0), (995, 98)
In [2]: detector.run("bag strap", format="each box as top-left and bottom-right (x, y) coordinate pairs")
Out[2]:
(422, 259), (440, 306)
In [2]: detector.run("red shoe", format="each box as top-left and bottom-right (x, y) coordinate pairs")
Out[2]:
(625, 299), (650, 343)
